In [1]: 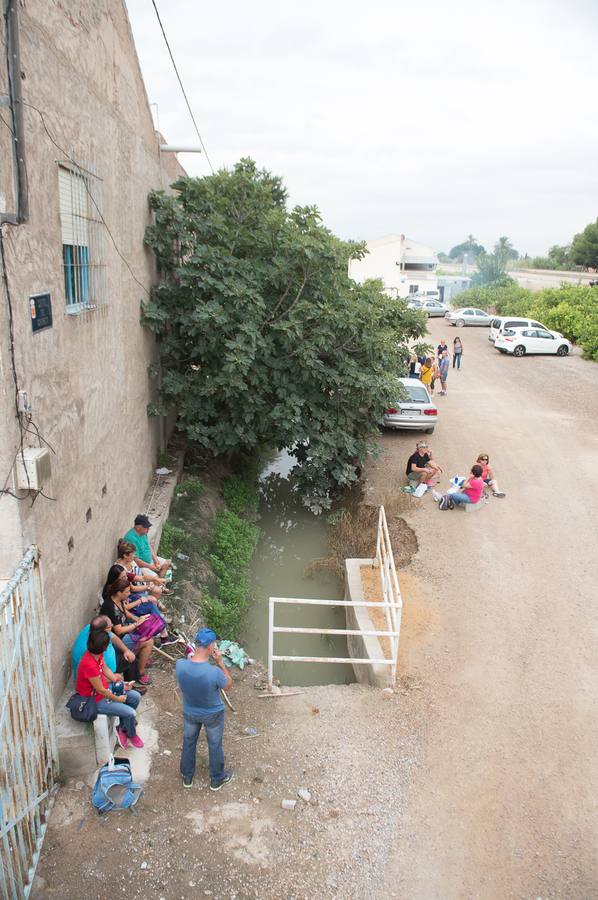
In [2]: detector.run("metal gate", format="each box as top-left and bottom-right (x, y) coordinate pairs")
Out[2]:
(0, 547), (59, 899)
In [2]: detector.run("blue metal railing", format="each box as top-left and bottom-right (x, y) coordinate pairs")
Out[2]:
(0, 547), (59, 900)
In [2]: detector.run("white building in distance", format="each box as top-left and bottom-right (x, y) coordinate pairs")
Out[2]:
(349, 234), (439, 299)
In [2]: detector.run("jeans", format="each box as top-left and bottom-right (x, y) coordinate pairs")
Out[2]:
(96, 690), (141, 737)
(133, 599), (161, 617)
(180, 709), (225, 782)
(453, 353), (461, 369)
(450, 491), (473, 505)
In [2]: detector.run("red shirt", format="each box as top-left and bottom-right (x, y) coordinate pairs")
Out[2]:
(76, 651), (108, 698)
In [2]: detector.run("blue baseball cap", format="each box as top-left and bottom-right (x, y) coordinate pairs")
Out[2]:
(196, 627), (218, 647)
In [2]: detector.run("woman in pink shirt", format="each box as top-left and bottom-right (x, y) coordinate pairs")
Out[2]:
(447, 464), (485, 507)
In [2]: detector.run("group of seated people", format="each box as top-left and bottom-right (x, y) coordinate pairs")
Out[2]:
(406, 442), (506, 507)
(71, 514), (177, 750)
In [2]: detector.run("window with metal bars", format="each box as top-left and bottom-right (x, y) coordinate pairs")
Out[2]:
(58, 164), (106, 312)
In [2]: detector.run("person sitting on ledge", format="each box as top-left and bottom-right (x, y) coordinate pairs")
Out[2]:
(122, 514), (172, 580)
(76, 627), (144, 750)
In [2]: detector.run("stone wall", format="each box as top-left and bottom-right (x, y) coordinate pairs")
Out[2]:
(0, 1), (185, 699)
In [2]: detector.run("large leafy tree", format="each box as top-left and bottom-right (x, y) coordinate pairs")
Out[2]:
(571, 219), (598, 268)
(473, 236), (519, 285)
(143, 159), (424, 504)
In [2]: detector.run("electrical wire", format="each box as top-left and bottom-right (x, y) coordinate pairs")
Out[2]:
(0, 224), (56, 504)
(22, 100), (151, 297)
(150, 0), (215, 174)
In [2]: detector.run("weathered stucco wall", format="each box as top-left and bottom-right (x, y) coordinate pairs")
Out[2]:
(344, 558), (392, 688)
(0, 1), (185, 699)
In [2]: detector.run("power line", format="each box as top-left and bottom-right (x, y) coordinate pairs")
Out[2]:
(23, 100), (151, 297)
(150, 0), (215, 174)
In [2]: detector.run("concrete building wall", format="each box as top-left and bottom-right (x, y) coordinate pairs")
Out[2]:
(0, 0), (185, 699)
(349, 234), (438, 298)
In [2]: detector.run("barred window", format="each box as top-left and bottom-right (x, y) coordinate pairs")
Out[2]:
(58, 164), (106, 312)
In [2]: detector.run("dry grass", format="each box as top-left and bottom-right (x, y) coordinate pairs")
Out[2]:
(306, 492), (418, 581)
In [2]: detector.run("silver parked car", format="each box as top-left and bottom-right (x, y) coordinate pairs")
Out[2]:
(419, 299), (451, 317)
(444, 307), (493, 327)
(380, 377), (437, 434)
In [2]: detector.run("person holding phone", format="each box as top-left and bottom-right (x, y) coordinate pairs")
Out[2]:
(75, 628), (144, 749)
(176, 628), (233, 791)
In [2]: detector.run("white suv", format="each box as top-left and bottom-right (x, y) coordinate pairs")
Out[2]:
(489, 316), (550, 343)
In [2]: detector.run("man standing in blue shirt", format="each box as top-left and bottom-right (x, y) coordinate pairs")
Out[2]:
(176, 628), (233, 791)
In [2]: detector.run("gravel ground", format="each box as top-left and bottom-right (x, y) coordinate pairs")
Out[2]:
(34, 319), (598, 899)
(34, 663), (427, 900)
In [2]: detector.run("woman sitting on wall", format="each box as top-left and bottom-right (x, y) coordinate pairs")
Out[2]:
(99, 574), (166, 686)
(116, 540), (170, 605)
(76, 626), (144, 749)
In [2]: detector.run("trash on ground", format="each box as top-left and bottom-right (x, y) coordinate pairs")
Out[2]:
(281, 799), (297, 811)
(176, 552), (190, 561)
(219, 640), (248, 669)
(155, 467), (172, 476)
(243, 726), (258, 736)
(297, 788), (311, 802)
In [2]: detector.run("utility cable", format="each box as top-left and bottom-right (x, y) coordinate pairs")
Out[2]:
(150, 0), (215, 174)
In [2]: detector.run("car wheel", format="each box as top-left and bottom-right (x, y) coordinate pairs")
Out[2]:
(556, 345), (569, 356)
(455, 319), (465, 327)
(425, 427), (435, 434)
(513, 345), (526, 357)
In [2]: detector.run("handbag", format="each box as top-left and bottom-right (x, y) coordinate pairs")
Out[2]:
(66, 692), (98, 722)
(132, 612), (165, 642)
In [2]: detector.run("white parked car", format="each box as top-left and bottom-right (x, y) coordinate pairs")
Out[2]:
(444, 307), (493, 327)
(489, 316), (552, 343)
(380, 378), (437, 434)
(494, 327), (572, 357)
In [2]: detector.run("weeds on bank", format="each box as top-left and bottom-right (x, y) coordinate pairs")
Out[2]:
(203, 474), (260, 640)
(158, 521), (188, 559)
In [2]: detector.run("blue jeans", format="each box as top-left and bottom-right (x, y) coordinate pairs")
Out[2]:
(453, 353), (461, 369)
(180, 710), (225, 782)
(133, 599), (161, 617)
(96, 690), (141, 737)
(450, 491), (473, 505)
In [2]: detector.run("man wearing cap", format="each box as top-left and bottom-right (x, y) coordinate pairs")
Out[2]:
(123, 515), (171, 579)
(176, 628), (233, 791)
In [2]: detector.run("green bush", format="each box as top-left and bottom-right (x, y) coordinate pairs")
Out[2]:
(221, 475), (258, 515)
(453, 282), (598, 361)
(158, 520), (188, 558)
(176, 477), (204, 498)
(203, 508), (260, 639)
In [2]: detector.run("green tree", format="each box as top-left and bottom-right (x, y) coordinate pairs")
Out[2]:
(448, 235), (486, 260)
(571, 219), (598, 269)
(143, 159), (424, 505)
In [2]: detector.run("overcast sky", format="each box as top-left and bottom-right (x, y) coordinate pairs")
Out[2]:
(126, 0), (598, 256)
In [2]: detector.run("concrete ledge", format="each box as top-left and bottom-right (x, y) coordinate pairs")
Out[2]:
(344, 558), (392, 688)
(56, 684), (117, 776)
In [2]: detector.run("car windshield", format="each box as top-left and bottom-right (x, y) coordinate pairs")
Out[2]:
(401, 385), (429, 403)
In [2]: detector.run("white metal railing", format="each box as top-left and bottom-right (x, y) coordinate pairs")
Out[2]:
(267, 506), (403, 687)
(0, 547), (59, 900)
(374, 504), (403, 679)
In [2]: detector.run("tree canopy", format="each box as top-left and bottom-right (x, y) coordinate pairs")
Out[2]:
(448, 235), (486, 261)
(571, 219), (598, 269)
(472, 236), (519, 284)
(142, 159), (424, 505)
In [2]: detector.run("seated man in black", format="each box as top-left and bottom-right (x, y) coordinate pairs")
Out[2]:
(406, 441), (443, 486)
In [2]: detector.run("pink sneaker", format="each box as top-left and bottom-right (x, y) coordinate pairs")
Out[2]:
(136, 673), (152, 686)
(116, 727), (129, 749)
(129, 734), (144, 749)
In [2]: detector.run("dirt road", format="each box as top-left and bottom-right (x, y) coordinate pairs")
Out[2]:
(35, 321), (597, 900)
(368, 319), (598, 898)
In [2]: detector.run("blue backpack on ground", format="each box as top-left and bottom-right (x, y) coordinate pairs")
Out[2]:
(92, 756), (143, 814)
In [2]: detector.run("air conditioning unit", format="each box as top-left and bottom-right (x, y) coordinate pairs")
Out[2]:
(15, 447), (52, 491)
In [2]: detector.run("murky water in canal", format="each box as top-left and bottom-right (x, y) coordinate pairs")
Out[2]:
(242, 450), (356, 686)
